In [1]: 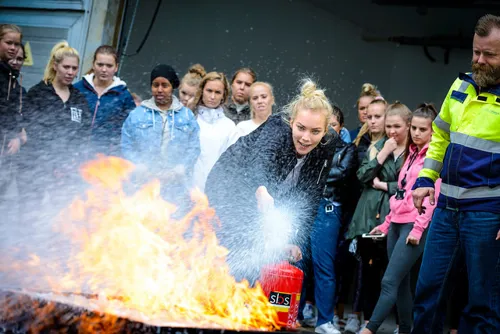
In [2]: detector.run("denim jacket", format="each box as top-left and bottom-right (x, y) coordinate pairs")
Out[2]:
(121, 96), (200, 179)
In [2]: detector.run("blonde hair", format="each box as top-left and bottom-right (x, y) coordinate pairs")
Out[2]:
(180, 63), (206, 88)
(284, 78), (333, 130)
(193, 71), (230, 110)
(43, 41), (80, 84)
(385, 101), (412, 123)
(357, 83), (380, 106)
(0, 24), (22, 41)
(354, 98), (387, 146)
(249, 81), (274, 119)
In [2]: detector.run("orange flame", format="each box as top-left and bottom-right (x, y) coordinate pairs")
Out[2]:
(14, 156), (279, 331)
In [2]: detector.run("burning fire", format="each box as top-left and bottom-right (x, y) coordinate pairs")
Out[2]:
(2, 156), (280, 331)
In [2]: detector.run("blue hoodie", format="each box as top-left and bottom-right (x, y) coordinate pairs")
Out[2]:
(74, 74), (135, 156)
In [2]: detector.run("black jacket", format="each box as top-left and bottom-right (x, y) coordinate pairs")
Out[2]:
(23, 81), (92, 182)
(0, 61), (24, 140)
(322, 137), (358, 204)
(205, 114), (336, 248)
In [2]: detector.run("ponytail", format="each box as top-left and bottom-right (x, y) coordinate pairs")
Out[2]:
(43, 41), (80, 84)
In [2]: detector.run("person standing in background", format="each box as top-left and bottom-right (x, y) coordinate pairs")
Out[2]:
(7, 42), (25, 72)
(331, 105), (351, 143)
(345, 102), (411, 334)
(361, 103), (440, 334)
(224, 67), (256, 124)
(192, 71), (235, 192)
(74, 45), (135, 157)
(23, 41), (91, 207)
(221, 81), (275, 153)
(178, 64), (206, 111)
(0, 24), (24, 158)
(349, 83), (380, 141)
(121, 64), (200, 207)
(0, 24), (24, 225)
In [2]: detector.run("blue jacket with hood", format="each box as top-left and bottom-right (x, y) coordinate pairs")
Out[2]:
(74, 74), (135, 156)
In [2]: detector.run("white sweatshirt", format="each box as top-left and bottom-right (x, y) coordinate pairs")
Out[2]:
(193, 105), (235, 192)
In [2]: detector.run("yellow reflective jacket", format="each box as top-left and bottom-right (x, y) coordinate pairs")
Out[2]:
(414, 73), (500, 212)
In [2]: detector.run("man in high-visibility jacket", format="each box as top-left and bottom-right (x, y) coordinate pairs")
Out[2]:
(411, 14), (500, 333)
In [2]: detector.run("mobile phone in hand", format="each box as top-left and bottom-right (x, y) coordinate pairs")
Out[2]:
(362, 233), (386, 239)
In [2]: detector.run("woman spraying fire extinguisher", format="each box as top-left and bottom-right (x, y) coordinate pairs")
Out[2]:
(205, 78), (336, 284)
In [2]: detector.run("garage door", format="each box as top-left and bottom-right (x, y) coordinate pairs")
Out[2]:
(0, 0), (93, 89)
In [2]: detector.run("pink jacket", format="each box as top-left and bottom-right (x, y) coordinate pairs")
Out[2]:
(377, 143), (441, 241)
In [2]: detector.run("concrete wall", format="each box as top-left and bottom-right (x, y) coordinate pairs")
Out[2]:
(81, 0), (124, 74)
(118, 0), (485, 129)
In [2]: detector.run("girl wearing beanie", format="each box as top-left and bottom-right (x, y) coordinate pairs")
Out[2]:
(121, 64), (200, 206)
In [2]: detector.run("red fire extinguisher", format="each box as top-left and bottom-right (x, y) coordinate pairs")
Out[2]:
(259, 261), (304, 329)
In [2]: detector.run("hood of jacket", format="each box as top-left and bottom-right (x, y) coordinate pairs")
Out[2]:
(140, 95), (183, 113)
(197, 105), (227, 124)
(82, 73), (128, 94)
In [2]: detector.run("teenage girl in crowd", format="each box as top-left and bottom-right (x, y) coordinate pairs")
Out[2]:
(349, 83), (380, 142)
(74, 45), (135, 157)
(0, 24), (24, 223)
(331, 106), (351, 143)
(7, 42), (25, 72)
(178, 64), (206, 111)
(224, 67), (256, 124)
(121, 64), (200, 206)
(334, 88), (383, 332)
(0, 24), (24, 158)
(24, 41), (91, 204)
(361, 103), (440, 334)
(221, 81), (275, 152)
(192, 72), (235, 192)
(344, 102), (411, 334)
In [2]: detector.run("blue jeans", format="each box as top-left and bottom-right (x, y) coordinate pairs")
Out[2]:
(311, 199), (342, 327)
(412, 208), (500, 334)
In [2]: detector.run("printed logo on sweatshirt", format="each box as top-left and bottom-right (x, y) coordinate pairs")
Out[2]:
(71, 107), (82, 123)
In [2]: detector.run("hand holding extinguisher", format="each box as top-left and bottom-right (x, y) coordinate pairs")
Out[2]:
(285, 244), (302, 263)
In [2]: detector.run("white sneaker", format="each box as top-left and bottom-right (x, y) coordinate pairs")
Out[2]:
(394, 327), (399, 334)
(315, 322), (341, 334)
(302, 303), (317, 327)
(332, 315), (341, 330)
(344, 315), (361, 334)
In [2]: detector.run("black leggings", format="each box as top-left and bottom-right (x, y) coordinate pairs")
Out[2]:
(358, 237), (388, 320)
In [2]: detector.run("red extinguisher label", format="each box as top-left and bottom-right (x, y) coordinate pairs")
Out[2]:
(269, 291), (292, 309)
